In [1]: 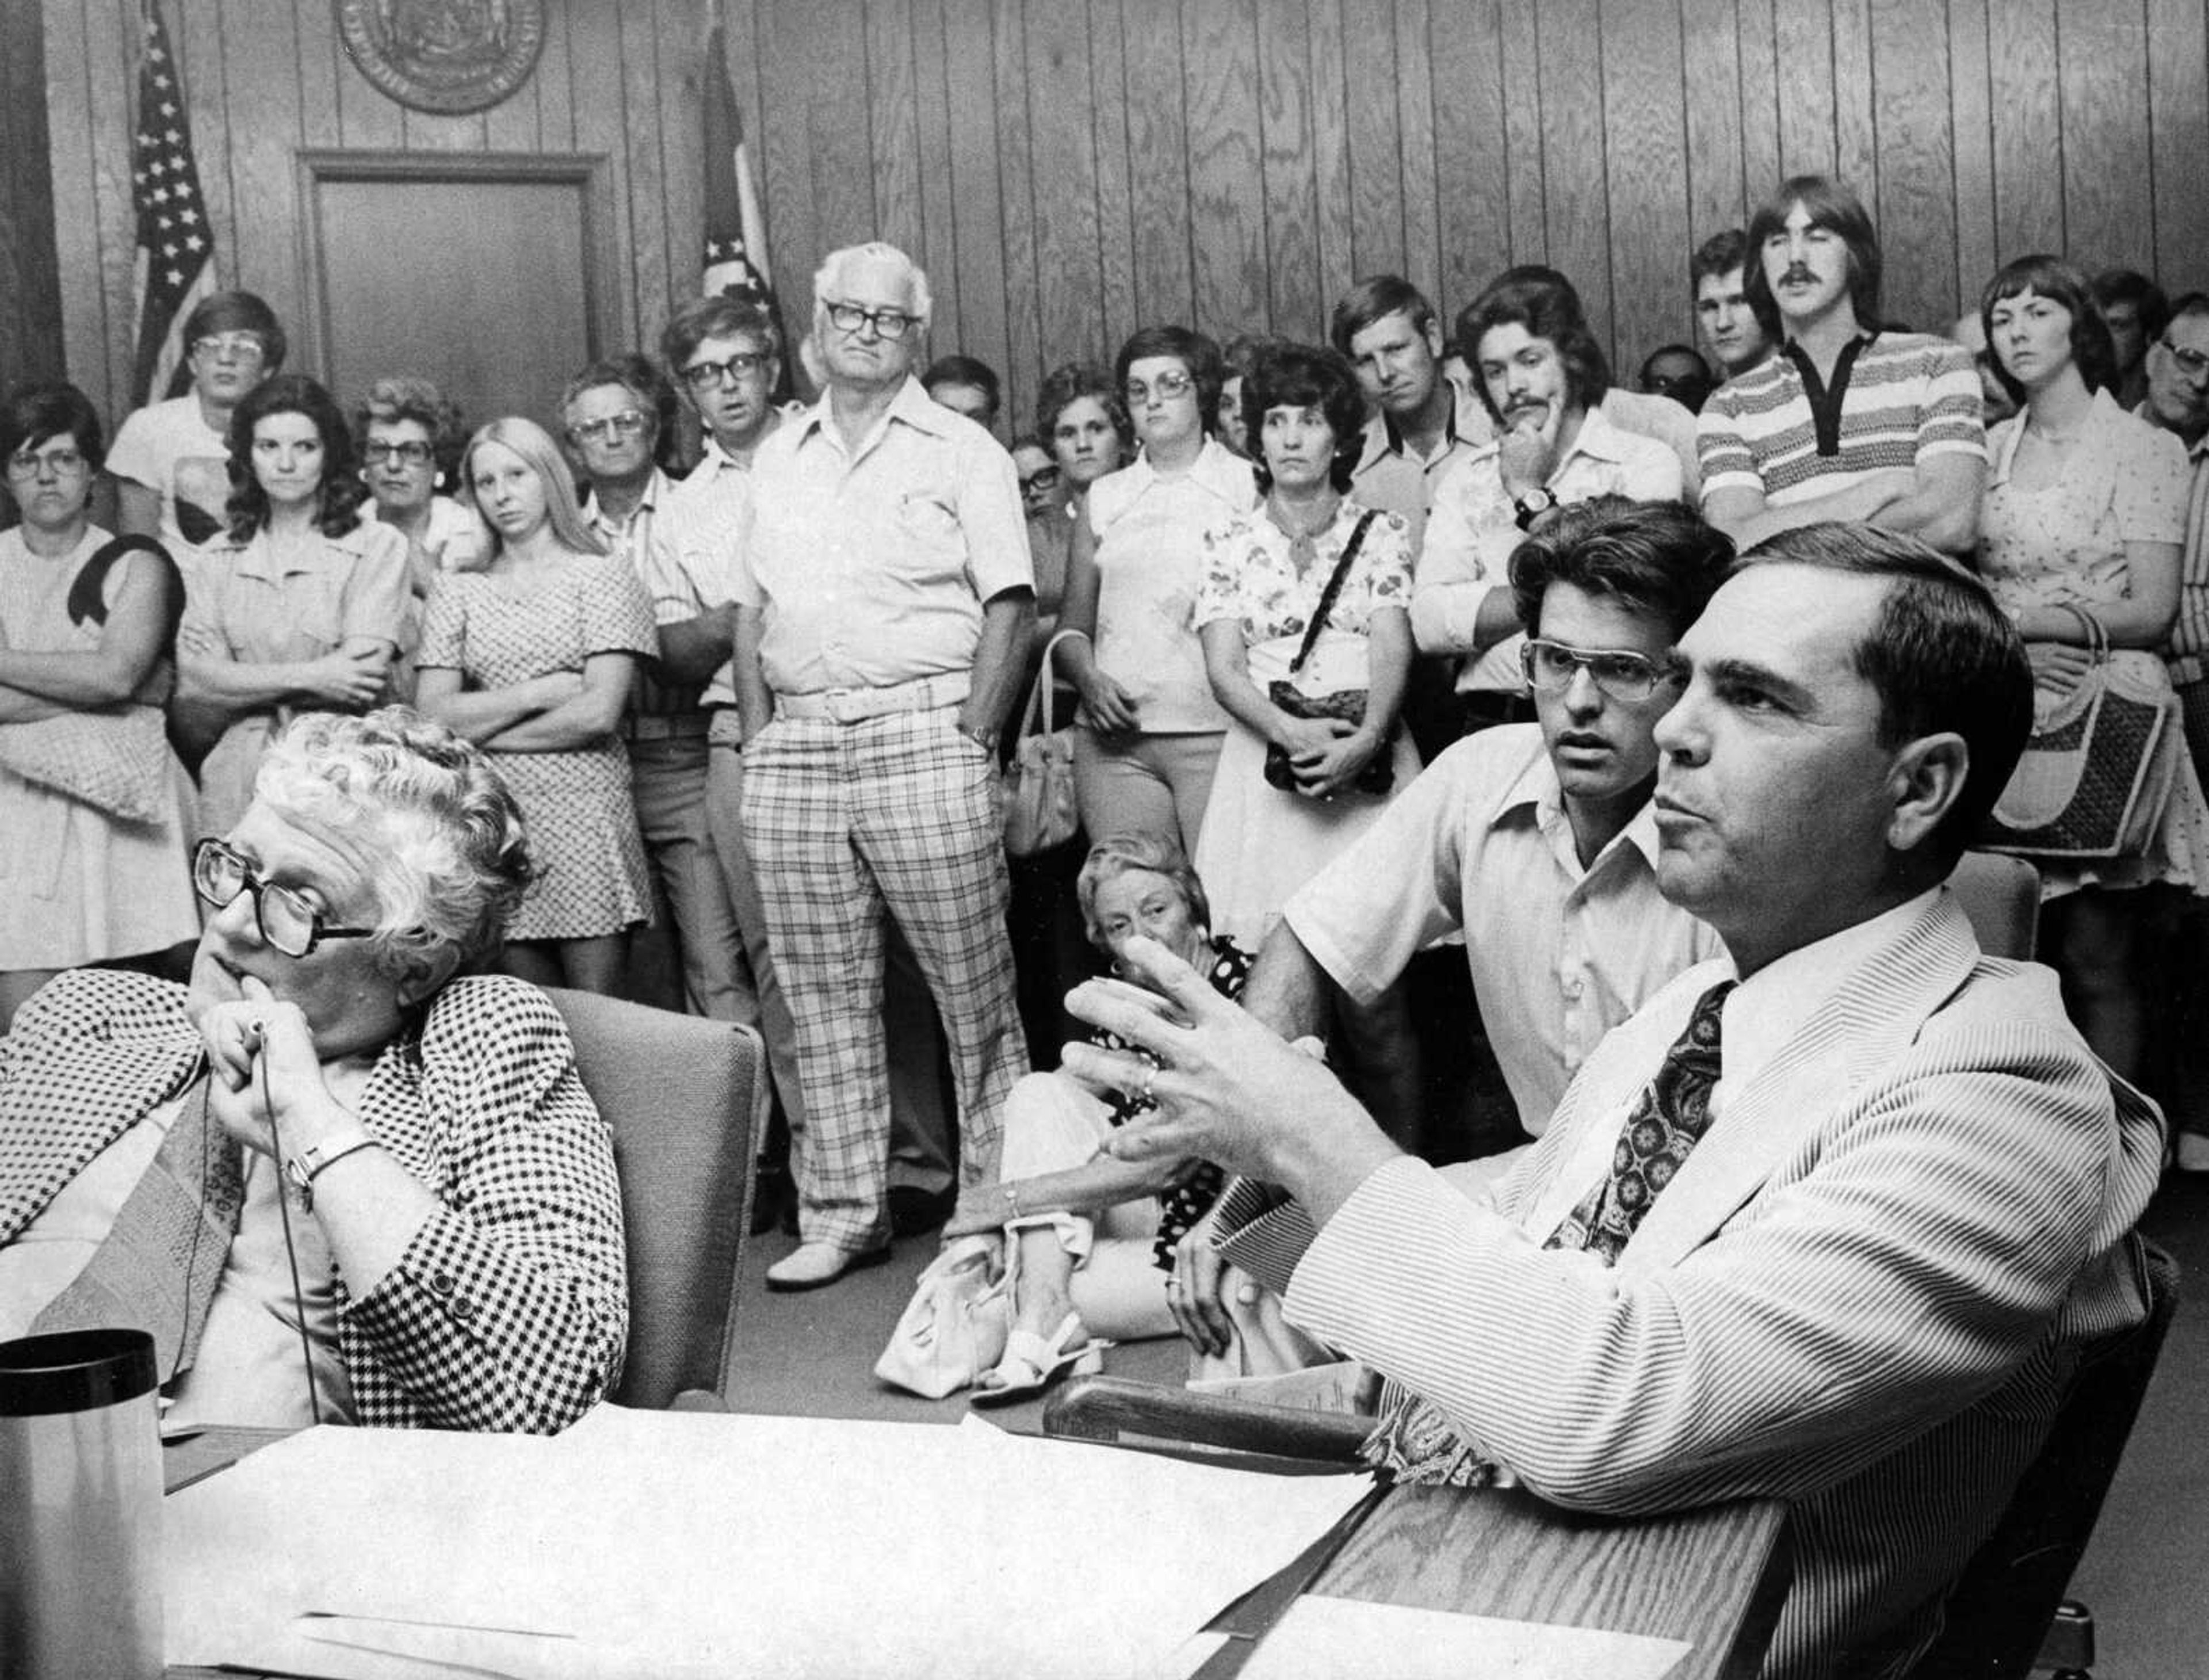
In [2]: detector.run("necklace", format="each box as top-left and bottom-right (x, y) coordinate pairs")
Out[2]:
(1268, 491), (1341, 574)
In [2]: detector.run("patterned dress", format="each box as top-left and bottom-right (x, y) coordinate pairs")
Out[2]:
(418, 551), (658, 940)
(1083, 936), (1251, 1270)
(1978, 392), (2209, 897)
(1191, 498), (1422, 947)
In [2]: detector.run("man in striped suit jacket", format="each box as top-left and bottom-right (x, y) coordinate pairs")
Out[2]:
(1068, 522), (2164, 1680)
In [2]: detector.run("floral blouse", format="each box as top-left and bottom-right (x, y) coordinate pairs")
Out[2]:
(1193, 498), (1415, 648)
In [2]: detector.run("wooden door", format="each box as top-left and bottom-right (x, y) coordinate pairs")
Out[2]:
(296, 151), (617, 432)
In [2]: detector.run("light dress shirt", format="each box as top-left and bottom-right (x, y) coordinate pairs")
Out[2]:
(733, 376), (1031, 696)
(1081, 436), (1260, 732)
(1348, 371), (1493, 548)
(1283, 723), (1722, 1135)
(2151, 418), (2209, 684)
(586, 468), (701, 719)
(645, 434), (765, 711)
(1411, 407), (1683, 693)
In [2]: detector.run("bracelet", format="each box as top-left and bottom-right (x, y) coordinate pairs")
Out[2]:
(284, 1128), (382, 1212)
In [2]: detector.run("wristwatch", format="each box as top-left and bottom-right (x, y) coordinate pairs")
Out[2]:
(1512, 487), (1557, 530)
(284, 1127), (381, 1211)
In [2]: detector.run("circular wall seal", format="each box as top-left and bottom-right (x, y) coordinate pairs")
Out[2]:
(337, 0), (546, 116)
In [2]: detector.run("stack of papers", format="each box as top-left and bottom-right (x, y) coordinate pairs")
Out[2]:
(164, 1408), (1368, 1679)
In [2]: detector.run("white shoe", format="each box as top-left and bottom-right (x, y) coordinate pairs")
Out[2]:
(765, 1241), (891, 1292)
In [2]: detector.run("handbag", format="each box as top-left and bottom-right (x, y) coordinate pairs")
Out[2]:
(873, 1235), (1012, 1398)
(1982, 604), (2183, 860)
(1261, 510), (1394, 797)
(1002, 629), (1081, 857)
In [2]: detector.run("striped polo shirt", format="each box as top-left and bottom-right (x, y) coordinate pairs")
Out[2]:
(1696, 330), (1984, 507)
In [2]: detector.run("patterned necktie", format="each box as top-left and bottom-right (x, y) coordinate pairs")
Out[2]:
(1363, 979), (1736, 1485)
(29, 1077), (244, 1383)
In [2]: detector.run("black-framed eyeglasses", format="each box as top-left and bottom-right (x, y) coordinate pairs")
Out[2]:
(1019, 465), (1063, 495)
(681, 351), (768, 391)
(363, 440), (434, 467)
(1520, 639), (1678, 703)
(568, 410), (649, 445)
(192, 839), (377, 959)
(4, 445), (88, 479)
(1123, 369), (1194, 406)
(2158, 337), (2209, 379)
(824, 300), (918, 340)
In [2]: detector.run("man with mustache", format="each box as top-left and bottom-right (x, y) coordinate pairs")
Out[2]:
(1697, 175), (1985, 555)
(1411, 270), (1683, 738)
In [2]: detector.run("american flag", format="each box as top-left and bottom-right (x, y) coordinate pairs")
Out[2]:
(129, 0), (215, 406)
(701, 2), (776, 311)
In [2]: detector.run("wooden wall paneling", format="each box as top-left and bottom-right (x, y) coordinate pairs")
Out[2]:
(1023, 0), (1109, 379)
(1085, 0), (1141, 366)
(2147, 0), (2209, 293)
(906, 0), (960, 339)
(991, 1), (1042, 414)
(1429, 0), (1509, 316)
(937, 0), (1008, 384)
(1600, 0), (1694, 375)
(90, 0), (142, 415)
(1868, 0), (1959, 333)
(398, 105), (489, 151)
(1534, 0), (1614, 356)
(2055, 0), (2151, 272)
(1339, 0), (1408, 285)
(42, 0), (108, 400)
(657, 0), (706, 333)
(1181, 0), (1268, 338)
(533, 0), (576, 152)
(1119, 0), (1195, 331)
(328, 11), (405, 148)
(1986, 0), (2063, 259)
(1257, 0), (1324, 338)
(1771, 0), (1837, 181)
(755, 0), (821, 340)
(1946, 0), (1998, 301)
(1, 0), (63, 389)
(802, 2), (877, 255)
(616, 2), (674, 358)
(863, 0), (926, 266)
(1829, 0), (1877, 221)
(174, 0), (235, 315)
(290, 2), (342, 152)
(1302, 0), (1354, 325)
(1389, 0), (1441, 315)
(566, 0), (640, 352)
(1735, 0), (1786, 201)
(1680, 0), (1751, 251)
(1496, 0), (1545, 270)
(219, 0), (309, 333)
(479, 35), (543, 154)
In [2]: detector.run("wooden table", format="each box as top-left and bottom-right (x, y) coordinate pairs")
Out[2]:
(164, 1424), (1788, 1680)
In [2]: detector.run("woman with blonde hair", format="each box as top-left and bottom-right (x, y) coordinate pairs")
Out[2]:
(414, 418), (656, 995)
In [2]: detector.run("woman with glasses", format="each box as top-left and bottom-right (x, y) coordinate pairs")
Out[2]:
(109, 290), (286, 549)
(414, 418), (656, 998)
(1974, 254), (2209, 1083)
(173, 374), (409, 841)
(0, 381), (199, 1025)
(354, 376), (487, 702)
(0, 709), (627, 1433)
(1057, 328), (1259, 858)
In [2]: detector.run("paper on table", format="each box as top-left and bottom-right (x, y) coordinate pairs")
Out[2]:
(1184, 1594), (1693, 1680)
(165, 1410), (1368, 1680)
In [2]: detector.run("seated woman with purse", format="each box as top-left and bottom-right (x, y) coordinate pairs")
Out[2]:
(941, 833), (1253, 1404)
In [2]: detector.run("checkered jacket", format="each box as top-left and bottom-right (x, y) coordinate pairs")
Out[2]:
(1, 969), (627, 1432)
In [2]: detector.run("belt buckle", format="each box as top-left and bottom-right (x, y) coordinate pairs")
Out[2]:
(824, 689), (869, 724)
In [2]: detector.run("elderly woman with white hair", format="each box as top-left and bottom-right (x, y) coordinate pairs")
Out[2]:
(415, 417), (658, 997)
(0, 708), (628, 1432)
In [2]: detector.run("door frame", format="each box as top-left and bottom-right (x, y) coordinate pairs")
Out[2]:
(292, 148), (620, 390)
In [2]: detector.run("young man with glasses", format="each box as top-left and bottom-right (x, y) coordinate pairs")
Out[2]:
(557, 353), (742, 1026)
(109, 289), (286, 548)
(1222, 499), (1731, 1195)
(728, 243), (1034, 1289)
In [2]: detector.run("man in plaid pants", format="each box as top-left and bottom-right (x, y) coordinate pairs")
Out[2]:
(732, 240), (1033, 1290)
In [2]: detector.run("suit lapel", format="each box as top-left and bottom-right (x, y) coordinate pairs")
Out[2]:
(1619, 891), (1983, 1275)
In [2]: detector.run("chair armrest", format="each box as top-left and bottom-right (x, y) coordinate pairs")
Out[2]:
(1042, 1375), (1374, 1463)
(669, 1388), (732, 1414)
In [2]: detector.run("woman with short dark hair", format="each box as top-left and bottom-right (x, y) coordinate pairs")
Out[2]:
(173, 373), (410, 839)
(0, 380), (198, 1023)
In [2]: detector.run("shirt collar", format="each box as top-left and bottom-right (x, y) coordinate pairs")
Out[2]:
(1125, 434), (1256, 506)
(581, 467), (669, 536)
(1988, 387), (2125, 487)
(1489, 730), (1666, 875)
(230, 519), (370, 580)
(1464, 402), (1634, 479)
(1718, 886), (1942, 1093)
(793, 374), (950, 455)
(698, 411), (784, 475)
(2129, 396), (2209, 461)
